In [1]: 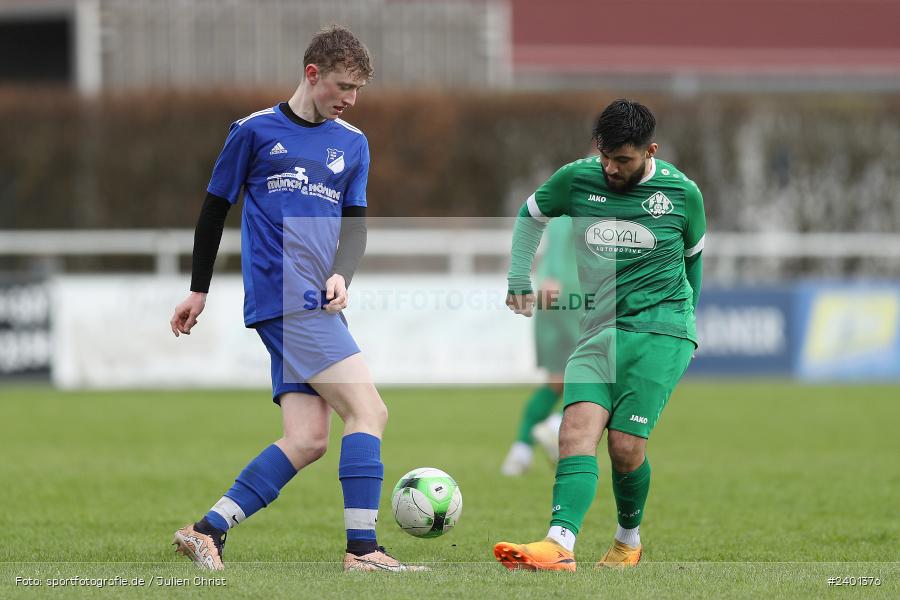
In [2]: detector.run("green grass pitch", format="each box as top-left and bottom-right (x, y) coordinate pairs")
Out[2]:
(1, 382), (898, 598)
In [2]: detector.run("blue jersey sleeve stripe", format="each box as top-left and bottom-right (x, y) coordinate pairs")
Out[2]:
(335, 118), (363, 135)
(236, 108), (276, 126)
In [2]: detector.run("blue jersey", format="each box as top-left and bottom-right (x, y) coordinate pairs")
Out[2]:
(207, 104), (370, 326)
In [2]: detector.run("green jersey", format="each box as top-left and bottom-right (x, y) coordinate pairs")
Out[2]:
(511, 157), (706, 344)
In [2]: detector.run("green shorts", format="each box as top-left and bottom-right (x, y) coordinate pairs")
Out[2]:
(563, 328), (694, 438)
(534, 305), (582, 373)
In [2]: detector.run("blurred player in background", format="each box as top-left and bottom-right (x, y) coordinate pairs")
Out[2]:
(495, 99), (705, 570)
(501, 215), (582, 475)
(169, 25), (424, 573)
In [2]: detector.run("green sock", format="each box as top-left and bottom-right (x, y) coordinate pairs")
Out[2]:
(549, 455), (599, 535)
(516, 385), (560, 444)
(611, 458), (651, 529)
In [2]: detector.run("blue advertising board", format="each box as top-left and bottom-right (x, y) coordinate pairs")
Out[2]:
(688, 287), (798, 376)
(686, 282), (900, 380)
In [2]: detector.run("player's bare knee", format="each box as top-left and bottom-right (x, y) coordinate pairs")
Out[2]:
(368, 399), (388, 430)
(344, 398), (387, 434)
(608, 432), (646, 472)
(282, 434), (328, 464)
(558, 433), (587, 458)
(305, 438), (329, 463)
(559, 417), (600, 457)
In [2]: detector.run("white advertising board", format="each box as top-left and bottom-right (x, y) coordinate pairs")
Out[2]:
(51, 275), (539, 389)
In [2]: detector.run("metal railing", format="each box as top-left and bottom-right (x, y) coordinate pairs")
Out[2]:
(3, 229), (900, 277)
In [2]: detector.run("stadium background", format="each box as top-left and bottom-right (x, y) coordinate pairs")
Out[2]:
(1, 1), (898, 598)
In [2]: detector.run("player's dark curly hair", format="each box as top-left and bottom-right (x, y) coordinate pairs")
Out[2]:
(592, 99), (656, 152)
(304, 25), (374, 80)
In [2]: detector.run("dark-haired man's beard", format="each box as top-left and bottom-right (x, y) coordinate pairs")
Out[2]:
(603, 158), (646, 192)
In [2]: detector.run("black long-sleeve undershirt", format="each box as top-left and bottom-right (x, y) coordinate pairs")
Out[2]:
(333, 205), (367, 285)
(190, 192), (231, 293)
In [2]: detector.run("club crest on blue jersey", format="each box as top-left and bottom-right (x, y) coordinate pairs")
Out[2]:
(326, 148), (345, 174)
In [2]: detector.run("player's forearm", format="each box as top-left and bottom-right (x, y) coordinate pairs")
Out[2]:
(190, 192), (231, 293)
(685, 252), (703, 309)
(508, 203), (547, 294)
(539, 219), (567, 280)
(332, 205), (367, 285)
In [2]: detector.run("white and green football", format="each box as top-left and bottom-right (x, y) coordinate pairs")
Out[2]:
(391, 467), (462, 538)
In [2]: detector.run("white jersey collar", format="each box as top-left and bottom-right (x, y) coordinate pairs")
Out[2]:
(638, 157), (656, 185)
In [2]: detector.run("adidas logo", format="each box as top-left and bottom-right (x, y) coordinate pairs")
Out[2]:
(269, 142), (287, 155)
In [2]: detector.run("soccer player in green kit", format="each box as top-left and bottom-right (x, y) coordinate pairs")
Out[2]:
(494, 99), (705, 570)
(501, 215), (582, 475)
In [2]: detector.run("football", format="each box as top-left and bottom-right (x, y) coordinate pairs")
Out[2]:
(391, 467), (462, 538)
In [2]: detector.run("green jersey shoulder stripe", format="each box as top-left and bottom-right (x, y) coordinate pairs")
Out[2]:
(685, 234), (705, 257)
(526, 193), (550, 223)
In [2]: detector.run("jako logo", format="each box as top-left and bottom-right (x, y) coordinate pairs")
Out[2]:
(585, 220), (656, 261)
(629, 415), (648, 424)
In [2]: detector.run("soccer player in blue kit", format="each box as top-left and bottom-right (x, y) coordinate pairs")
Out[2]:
(168, 26), (424, 573)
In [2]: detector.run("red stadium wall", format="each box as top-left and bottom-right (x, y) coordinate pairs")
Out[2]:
(510, 0), (900, 74)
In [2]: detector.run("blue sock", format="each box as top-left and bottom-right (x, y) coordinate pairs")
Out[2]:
(204, 444), (297, 532)
(339, 433), (383, 548)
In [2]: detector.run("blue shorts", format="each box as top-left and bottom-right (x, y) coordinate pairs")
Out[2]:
(254, 311), (361, 404)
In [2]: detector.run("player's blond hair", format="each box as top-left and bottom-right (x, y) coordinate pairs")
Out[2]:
(304, 25), (374, 81)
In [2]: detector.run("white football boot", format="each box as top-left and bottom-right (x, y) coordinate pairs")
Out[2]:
(531, 413), (562, 464)
(501, 441), (534, 476)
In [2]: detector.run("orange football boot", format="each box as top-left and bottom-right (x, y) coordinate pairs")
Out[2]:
(493, 538), (576, 572)
(595, 540), (642, 568)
